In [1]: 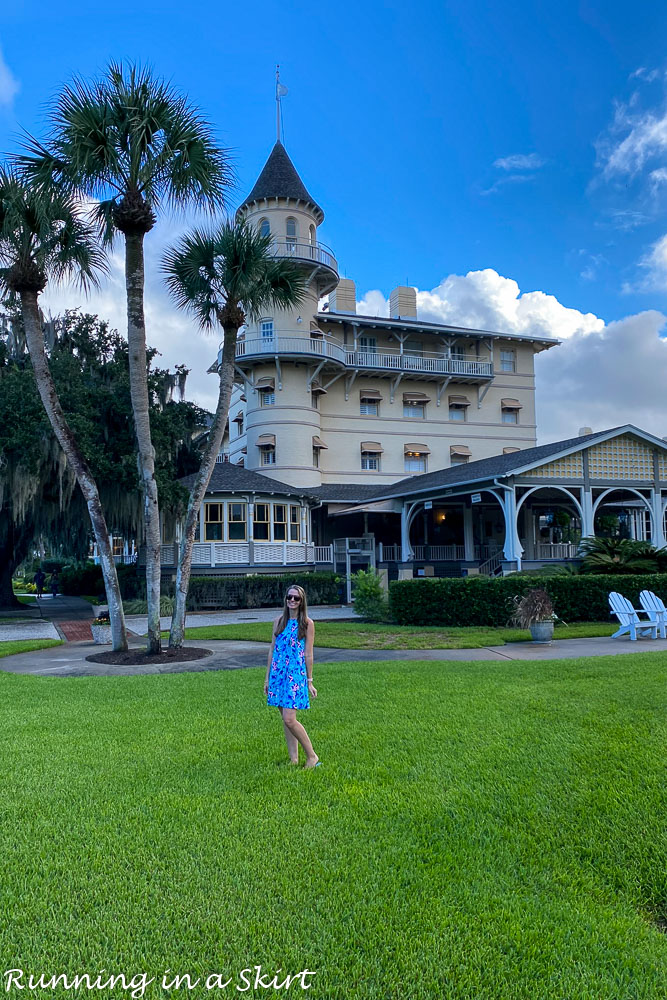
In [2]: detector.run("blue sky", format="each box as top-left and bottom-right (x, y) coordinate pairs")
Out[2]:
(1, 0), (667, 439)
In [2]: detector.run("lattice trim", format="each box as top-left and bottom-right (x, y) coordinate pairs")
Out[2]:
(588, 435), (653, 480)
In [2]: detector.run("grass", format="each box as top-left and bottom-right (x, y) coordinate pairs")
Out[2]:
(0, 654), (664, 998)
(17, 594), (37, 605)
(182, 620), (618, 648)
(0, 639), (62, 658)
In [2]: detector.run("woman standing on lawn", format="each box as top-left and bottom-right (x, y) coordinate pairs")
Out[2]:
(264, 584), (320, 768)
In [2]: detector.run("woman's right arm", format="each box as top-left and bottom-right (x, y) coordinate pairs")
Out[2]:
(264, 619), (279, 694)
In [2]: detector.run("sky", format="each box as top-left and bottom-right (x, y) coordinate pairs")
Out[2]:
(1, 0), (667, 443)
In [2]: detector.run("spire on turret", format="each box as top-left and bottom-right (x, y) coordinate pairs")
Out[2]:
(237, 142), (324, 224)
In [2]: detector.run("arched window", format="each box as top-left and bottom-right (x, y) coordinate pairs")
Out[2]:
(286, 217), (297, 250)
(309, 224), (316, 244)
(259, 218), (270, 238)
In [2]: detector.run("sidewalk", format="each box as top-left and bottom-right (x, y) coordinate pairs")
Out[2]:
(2, 632), (667, 677)
(0, 594), (93, 643)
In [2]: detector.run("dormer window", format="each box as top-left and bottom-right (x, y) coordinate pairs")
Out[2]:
(286, 217), (297, 249)
(259, 218), (270, 239)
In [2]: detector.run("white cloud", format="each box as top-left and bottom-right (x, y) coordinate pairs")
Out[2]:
(599, 99), (667, 178)
(633, 232), (667, 291)
(493, 153), (545, 171)
(0, 46), (19, 108)
(355, 269), (667, 442)
(630, 67), (660, 83)
(480, 174), (536, 196)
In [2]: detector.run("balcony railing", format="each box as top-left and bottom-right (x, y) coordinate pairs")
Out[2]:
(269, 239), (338, 274)
(232, 336), (492, 378)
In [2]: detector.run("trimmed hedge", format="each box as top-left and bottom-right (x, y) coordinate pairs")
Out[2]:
(389, 573), (667, 627)
(60, 562), (147, 600)
(186, 572), (339, 611)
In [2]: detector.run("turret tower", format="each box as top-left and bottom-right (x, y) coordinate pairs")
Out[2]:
(229, 142), (341, 486)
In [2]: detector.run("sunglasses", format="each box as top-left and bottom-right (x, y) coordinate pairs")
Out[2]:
(286, 595), (301, 602)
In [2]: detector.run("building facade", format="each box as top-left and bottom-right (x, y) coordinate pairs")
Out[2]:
(152, 143), (664, 580)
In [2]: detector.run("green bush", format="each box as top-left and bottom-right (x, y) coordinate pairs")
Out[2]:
(59, 562), (149, 600)
(389, 572), (667, 627)
(186, 572), (339, 611)
(123, 596), (174, 616)
(351, 569), (390, 622)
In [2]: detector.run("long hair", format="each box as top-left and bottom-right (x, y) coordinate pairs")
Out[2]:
(274, 584), (309, 639)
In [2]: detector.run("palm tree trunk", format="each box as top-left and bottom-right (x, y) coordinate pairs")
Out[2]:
(169, 325), (238, 648)
(124, 231), (162, 653)
(21, 291), (128, 651)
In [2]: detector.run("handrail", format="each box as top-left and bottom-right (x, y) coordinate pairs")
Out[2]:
(268, 239), (338, 272)
(231, 336), (492, 376)
(478, 551), (503, 577)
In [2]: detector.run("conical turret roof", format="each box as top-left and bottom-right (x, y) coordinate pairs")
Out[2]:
(238, 142), (324, 223)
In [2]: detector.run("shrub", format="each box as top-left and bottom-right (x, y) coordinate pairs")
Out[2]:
(123, 596), (174, 616)
(351, 569), (390, 622)
(59, 562), (150, 600)
(185, 572), (339, 611)
(389, 572), (667, 627)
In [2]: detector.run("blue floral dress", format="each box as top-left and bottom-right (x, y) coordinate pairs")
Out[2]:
(267, 618), (310, 710)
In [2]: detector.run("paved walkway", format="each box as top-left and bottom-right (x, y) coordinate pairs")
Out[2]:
(0, 595), (93, 643)
(121, 604), (359, 636)
(2, 633), (667, 678)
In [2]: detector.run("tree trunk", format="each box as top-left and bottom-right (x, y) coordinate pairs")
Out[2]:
(0, 517), (34, 609)
(21, 291), (128, 651)
(168, 325), (238, 648)
(124, 231), (162, 653)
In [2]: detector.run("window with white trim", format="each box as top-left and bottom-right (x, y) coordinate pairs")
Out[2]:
(404, 451), (427, 474)
(261, 449), (276, 466)
(259, 218), (270, 238)
(502, 407), (518, 424)
(286, 217), (297, 249)
(361, 451), (380, 471)
(359, 336), (377, 355)
(360, 400), (379, 416)
(450, 454), (469, 466)
(403, 403), (425, 418)
(448, 404), (466, 422)
(259, 390), (275, 406)
(500, 349), (516, 372)
(312, 447), (319, 468)
(261, 319), (274, 341)
(290, 505), (300, 541)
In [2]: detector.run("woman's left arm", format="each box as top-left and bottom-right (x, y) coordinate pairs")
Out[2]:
(305, 619), (317, 698)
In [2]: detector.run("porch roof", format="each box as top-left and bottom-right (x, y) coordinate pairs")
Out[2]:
(366, 425), (667, 502)
(180, 464), (317, 500)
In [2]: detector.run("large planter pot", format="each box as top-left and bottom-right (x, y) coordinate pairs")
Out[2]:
(529, 620), (554, 644)
(91, 624), (112, 645)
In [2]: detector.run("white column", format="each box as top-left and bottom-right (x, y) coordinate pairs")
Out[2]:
(581, 488), (594, 540)
(651, 489), (666, 548)
(247, 502), (254, 542)
(463, 505), (475, 561)
(501, 487), (523, 567)
(301, 506), (308, 544)
(400, 503), (412, 562)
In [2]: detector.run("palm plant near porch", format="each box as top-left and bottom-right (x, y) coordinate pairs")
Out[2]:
(162, 221), (306, 647)
(0, 167), (128, 650)
(20, 62), (231, 653)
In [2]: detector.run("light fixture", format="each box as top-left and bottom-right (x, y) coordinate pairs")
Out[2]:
(296, 315), (302, 324)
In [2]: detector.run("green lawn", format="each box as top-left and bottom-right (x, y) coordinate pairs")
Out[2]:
(0, 639), (62, 658)
(183, 619), (617, 648)
(17, 594), (37, 605)
(0, 654), (664, 999)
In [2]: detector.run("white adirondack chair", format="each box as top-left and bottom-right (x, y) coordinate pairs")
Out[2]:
(639, 590), (667, 639)
(608, 592), (658, 640)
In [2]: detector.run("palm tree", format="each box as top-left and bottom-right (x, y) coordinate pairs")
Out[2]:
(162, 221), (306, 647)
(20, 62), (231, 653)
(0, 167), (128, 650)
(578, 536), (659, 574)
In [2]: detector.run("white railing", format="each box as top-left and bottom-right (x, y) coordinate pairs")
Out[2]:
(228, 336), (493, 379)
(478, 551), (503, 577)
(215, 452), (230, 463)
(411, 545), (466, 561)
(346, 349), (493, 378)
(235, 335), (347, 365)
(378, 543), (402, 562)
(268, 239), (338, 273)
(162, 542), (319, 567)
(534, 542), (579, 559)
(315, 545), (333, 562)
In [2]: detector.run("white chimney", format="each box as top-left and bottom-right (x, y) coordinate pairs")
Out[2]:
(329, 278), (356, 314)
(578, 427), (593, 436)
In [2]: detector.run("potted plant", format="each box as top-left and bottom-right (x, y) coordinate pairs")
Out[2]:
(90, 613), (112, 645)
(511, 588), (558, 643)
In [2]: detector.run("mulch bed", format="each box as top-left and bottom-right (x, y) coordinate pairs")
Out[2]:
(86, 647), (212, 666)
